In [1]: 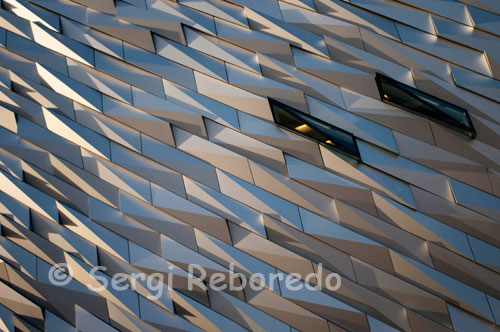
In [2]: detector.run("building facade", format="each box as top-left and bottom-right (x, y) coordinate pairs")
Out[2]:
(0, 0), (499, 331)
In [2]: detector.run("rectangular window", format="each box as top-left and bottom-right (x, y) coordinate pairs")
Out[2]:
(375, 73), (476, 138)
(269, 98), (361, 161)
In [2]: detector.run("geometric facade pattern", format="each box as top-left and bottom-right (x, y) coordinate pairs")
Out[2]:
(0, 0), (499, 331)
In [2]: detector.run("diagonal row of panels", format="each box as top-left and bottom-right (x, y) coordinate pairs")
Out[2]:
(0, 0), (499, 331)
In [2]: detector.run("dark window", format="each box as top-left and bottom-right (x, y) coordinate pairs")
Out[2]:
(269, 98), (361, 161)
(375, 73), (476, 138)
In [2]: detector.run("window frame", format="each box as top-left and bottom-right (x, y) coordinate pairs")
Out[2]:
(375, 73), (476, 138)
(269, 98), (361, 161)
